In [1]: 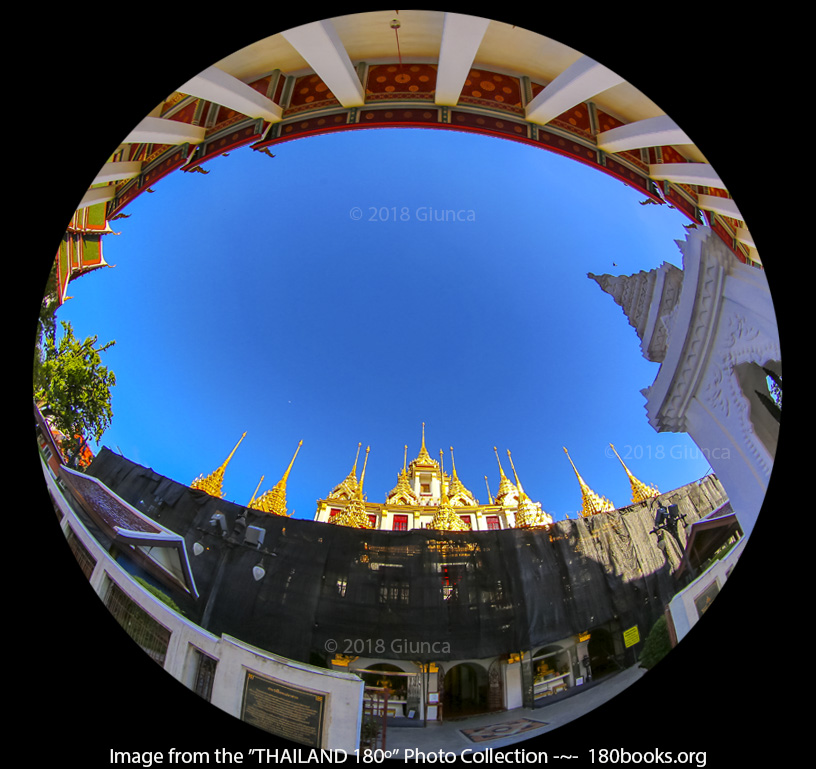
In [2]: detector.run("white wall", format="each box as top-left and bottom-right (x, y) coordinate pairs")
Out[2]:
(44, 459), (364, 752)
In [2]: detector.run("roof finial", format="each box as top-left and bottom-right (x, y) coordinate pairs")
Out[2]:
(610, 443), (660, 503)
(484, 475), (493, 505)
(563, 447), (615, 516)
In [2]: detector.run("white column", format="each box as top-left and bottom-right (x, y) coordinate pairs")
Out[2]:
(178, 66), (282, 123)
(435, 12), (491, 106)
(697, 193), (743, 221)
(525, 55), (624, 126)
(124, 116), (206, 145)
(597, 115), (691, 153)
(281, 19), (365, 107)
(650, 162), (726, 190)
(92, 161), (142, 185)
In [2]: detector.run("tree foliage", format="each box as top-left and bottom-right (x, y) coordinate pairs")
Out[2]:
(638, 614), (673, 670)
(34, 320), (116, 466)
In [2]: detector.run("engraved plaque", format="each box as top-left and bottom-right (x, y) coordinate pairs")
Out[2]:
(241, 672), (326, 747)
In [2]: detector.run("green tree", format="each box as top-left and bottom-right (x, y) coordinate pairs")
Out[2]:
(34, 320), (116, 467)
(33, 261), (60, 392)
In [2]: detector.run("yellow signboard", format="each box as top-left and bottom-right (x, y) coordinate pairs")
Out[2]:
(623, 625), (640, 648)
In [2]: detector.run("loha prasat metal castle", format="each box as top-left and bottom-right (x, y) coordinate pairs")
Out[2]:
(53, 427), (731, 721)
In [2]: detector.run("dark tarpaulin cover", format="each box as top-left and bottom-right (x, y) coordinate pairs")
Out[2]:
(86, 447), (728, 664)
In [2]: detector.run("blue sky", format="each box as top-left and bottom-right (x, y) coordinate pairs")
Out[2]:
(55, 126), (712, 520)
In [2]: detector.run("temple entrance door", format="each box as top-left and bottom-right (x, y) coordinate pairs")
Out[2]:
(442, 663), (489, 719)
(587, 628), (618, 679)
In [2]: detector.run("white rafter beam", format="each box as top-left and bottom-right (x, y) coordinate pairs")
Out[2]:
(597, 115), (691, 153)
(124, 116), (206, 146)
(736, 227), (755, 249)
(698, 193), (744, 222)
(178, 66), (282, 123)
(92, 161), (142, 185)
(650, 162), (726, 190)
(435, 12), (491, 106)
(77, 186), (117, 211)
(281, 19), (365, 107)
(525, 55), (625, 126)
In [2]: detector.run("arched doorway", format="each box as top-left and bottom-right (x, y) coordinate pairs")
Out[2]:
(442, 662), (489, 719)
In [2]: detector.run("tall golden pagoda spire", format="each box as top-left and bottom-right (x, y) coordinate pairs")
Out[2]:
(328, 443), (362, 500)
(411, 422), (438, 468)
(446, 446), (477, 505)
(609, 443), (660, 503)
(386, 444), (419, 505)
(506, 450), (551, 528)
(492, 446), (518, 506)
(250, 440), (303, 516)
(331, 446), (374, 528)
(191, 432), (246, 498)
(430, 449), (469, 531)
(563, 447), (616, 516)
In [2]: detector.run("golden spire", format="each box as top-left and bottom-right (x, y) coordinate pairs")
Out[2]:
(386, 444), (419, 505)
(506, 450), (551, 528)
(563, 447), (615, 516)
(492, 446), (518, 506)
(609, 443), (660, 504)
(328, 442), (362, 500)
(484, 476), (493, 505)
(330, 446), (374, 528)
(430, 449), (469, 531)
(191, 432), (246, 498)
(250, 440), (302, 516)
(446, 446), (477, 506)
(411, 422), (438, 468)
(248, 475), (264, 508)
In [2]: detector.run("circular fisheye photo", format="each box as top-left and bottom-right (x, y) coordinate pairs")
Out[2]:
(31, 9), (782, 764)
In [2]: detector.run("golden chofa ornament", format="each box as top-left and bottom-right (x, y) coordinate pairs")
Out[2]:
(330, 446), (375, 528)
(191, 432), (246, 498)
(249, 440), (303, 516)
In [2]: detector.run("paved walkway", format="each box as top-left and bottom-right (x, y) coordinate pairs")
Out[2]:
(380, 666), (647, 758)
